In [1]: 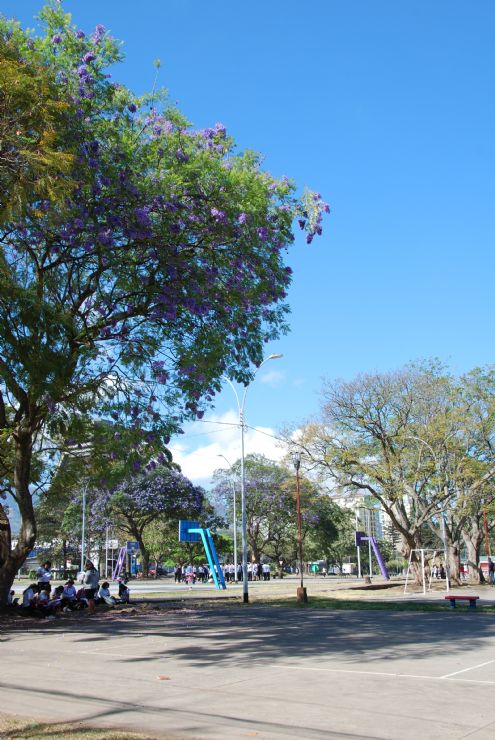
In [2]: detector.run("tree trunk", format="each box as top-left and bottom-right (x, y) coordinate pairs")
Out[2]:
(446, 541), (461, 585)
(461, 518), (484, 584)
(248, 535), (260, 564)
(0, 502), (11, 571)
(398, 532), (425, 585)
(385, 500), (426, 585)
(141, 548), (150, 577)
(462, 532), (481, 584)
(0, 430), (37, 608)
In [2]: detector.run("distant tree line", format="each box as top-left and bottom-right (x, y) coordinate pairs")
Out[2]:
(287, 362), (495, 584)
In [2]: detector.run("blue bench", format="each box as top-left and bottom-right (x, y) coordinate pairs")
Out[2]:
(445, 595), (479, 609)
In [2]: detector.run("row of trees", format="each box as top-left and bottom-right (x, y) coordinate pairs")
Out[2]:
(288, 363), (495, 584)
(35, 452), (356, 578)
(212, 454), (355, 570)
(35, 455), (220, 577)
(0, 4), (327, 605)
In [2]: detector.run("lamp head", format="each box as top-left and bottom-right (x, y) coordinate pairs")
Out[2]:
(291, 451), (301, 471)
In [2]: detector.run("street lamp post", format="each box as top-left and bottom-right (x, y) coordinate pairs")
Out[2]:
(224, 353), (283, 604)
(217, 454), (238, 581)
(355, 508), (362, 578)
(292, 452), (308, 603)
(80, 479), (89, 576)
(63, 444), (93, 577)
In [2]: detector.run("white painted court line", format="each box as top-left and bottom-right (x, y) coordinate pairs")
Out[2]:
(444, 677), (495, 686)
(74, 652), (495, 686)
(78, 649), (157, 659)
(266, 663), (495, 686)
(440, 658), (495, 679)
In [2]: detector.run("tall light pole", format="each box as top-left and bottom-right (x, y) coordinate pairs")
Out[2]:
(80, 479), (89, 576)
(291, 451), (307, 603)
(63, 444), (92, 578)
(224, 353), (283, 604)
(217, 454), (238, 581)
(355, 508), (362, 578)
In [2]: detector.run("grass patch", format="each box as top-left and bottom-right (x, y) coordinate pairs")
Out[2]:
(0, 713), (164, 739)
(240, 595), (495, 613)
(134, 591), (237, 601)
(124, 590), (495, 615)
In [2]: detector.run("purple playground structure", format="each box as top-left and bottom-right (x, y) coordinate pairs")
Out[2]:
(355, 531), (390, 580)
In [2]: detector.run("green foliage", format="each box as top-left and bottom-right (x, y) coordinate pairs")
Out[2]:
(305, 499), (354, 567)
(212, 453), (347, 565)
(0, 1), (327, 596)
(293, 362), (495, 581)
(0, 19), (75, 222)
(141, 498), (224, 568)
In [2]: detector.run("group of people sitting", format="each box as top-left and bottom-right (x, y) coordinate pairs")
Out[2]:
(10, 559), (130, 619)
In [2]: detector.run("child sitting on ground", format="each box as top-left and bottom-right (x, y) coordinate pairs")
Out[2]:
(37, 583), (50, 603)
(61, 579), (78, 611)
(117, 576), (130, 603)
(22, 583), (38, 608)
(7, 590), (18, 607)
(97, 582), (116, 606)
(49, 585), (64, 610)
(36, 583), (54, 617)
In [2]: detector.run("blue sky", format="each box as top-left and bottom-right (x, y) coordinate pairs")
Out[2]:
(4, 1), (495, 483)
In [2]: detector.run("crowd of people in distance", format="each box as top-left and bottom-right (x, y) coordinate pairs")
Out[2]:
(174, 561), (271, 584)
(11, 560), (130, 620)
(431, 563), (446, 580)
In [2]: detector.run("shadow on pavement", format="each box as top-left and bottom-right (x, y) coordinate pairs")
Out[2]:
(3, 605), (493, 666)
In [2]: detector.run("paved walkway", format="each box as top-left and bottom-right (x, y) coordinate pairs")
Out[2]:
(1, 605), (495, 738)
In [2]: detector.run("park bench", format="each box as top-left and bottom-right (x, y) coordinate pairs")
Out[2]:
(444, 595), (479, 609)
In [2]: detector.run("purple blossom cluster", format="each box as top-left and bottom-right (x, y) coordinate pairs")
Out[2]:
(299, 191), (330, 244)
(91, 24), (106, 44)
(4, 10), (329, 461)
(91, 468), (204, 526)
(211, 207), (226, 223)
(196, 122), (227, 154)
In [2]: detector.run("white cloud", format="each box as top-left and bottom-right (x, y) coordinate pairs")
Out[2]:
(259, 369), (285, 386)
(169, 409), (287, 485)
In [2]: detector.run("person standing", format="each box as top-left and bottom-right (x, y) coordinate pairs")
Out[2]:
(83, 560), (100, 612)
(36, 561), (52, 590)
(488, 557), (494, 585)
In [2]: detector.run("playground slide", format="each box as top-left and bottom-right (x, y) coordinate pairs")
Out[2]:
(370, 537), (390, 580)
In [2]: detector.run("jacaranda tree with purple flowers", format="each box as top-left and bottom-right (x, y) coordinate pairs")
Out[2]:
(91, 468), (205, 577)
(0, 4), (328, 606)
(212, 454), (329, 566)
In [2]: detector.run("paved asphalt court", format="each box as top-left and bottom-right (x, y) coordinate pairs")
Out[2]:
(1, 606), (495, 739)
